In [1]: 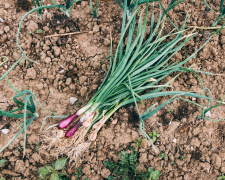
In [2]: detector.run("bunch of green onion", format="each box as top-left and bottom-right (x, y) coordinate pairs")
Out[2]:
(57, 0), (224, 149)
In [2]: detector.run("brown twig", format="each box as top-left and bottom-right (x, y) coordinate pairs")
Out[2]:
(44, 31), (88, 38)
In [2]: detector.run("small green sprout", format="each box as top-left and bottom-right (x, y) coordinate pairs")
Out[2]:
(77, 100), (82, 107)
(134, 138), (142, 147)
(149, 130), (160, 142)
(0, 159), (6, 167)
(90, 0), (100, 19)
(218, 174), (225, 179)
(159, 152), (168, 160)
(74, 167), (84, 180)
(103, 146), (160, 180)
(35, 29), (44, 34)
(171, 161), (177, 167)
(35, 142), (40, 151)
(180, 155), (184, 160)
(167, 105), (173, 114)
(0, 176), (5, 180)
(38, 157), (69, 180)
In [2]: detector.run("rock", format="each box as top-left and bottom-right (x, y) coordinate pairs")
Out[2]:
(168, 122), (180, 133)
(79, 76), (87, 84)
(43, 44), (50, 51)
(175, 159), (184, 167)
(71, 176), (76, 180)
(1, 169), (20, 176)
(13, 52), (21, 60)
(100, 168), (111, 178)
(199, 162), (211, 173)
(31, 153), (41, 162)
(211, 153), (221, 169)
(53, 46), (60, 57)
(26, 68), (36, 79)
(24, 168), (30, 177)
(82, 164), (91, 176)
(103, 38), (110, 46)
(139, 153), (148, 163)
(27, 20), (38, 32)
(93, 25), (99, 33)
(4, 26), (10, 33)
(44, 57), (51, 64)
(92, 84), (98, 90)
(132, 130), (139, 140)
(80, 86), (87, 97)
(0, 34), (7, 43)
(205, 111), (211, 117)
(15, 160), (25, 173)
(0, 129), (10, 134)
(65, 78), (72, 85)
(4, 3), (11, 8)
(70, 97), (78, 105)
(190, 137), (200, 147)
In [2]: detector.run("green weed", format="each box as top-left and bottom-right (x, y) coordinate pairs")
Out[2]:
(149, 130), (160, 142)
(134, 138), (143, 147)
(103, 146), (160, 180)
(38, 157), (69, 180)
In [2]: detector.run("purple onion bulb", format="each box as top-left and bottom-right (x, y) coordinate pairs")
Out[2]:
(58, 112), (78, 129)
(65, 120), (82, 138)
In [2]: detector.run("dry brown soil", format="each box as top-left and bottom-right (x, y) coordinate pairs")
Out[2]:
(0, 0), (225, 179)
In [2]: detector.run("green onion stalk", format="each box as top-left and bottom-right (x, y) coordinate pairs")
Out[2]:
(58, 0), (224, 149)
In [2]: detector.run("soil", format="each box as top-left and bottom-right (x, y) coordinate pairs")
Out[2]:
(0, 0), (225, 179)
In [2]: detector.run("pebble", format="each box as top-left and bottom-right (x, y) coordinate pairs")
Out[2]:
(0, 129), (10, 134)
(4, 4), (11, 9)
(70, 97), (78, 105)
(59, 69), (64, 73)
(44, 57), (51, 64)
(205, 111), (211, 117)
(1, 169), (20, 176)
(26, 68), (37, 80)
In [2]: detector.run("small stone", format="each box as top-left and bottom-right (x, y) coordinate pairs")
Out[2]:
(4, 26), (10, 33)
(93, 25), (99, 33)
(53, 46), (60, 57)
(13, 52), (21, 60)
(15, 160), (25, 173)
(26, 21), (38, 32)
(65, 78), (72, 85)
(31, 153), (41, 162)
(139, 153), (148, 163)
(44, 57), (51, 64)
(26, 68), (36, 80)
(112, 118), (118, 125)
(1, 169), (20, 176)
(175, 159), (184, 167)
(0, 34), (7, 43)
(100, 168), (111, 178)
(80, 86), (87, 97)
(0, 129), (10, 134)
(4, 4), (11, 9)
(89, 31), (93, 34)
(79, 76), (87, 84)
(211, 153), (221, 169)
(82, 164), (91, 176)
(205, 111), (211, 117)
(59, 69), (64, 73)
(103, 38), (110, 46)
(70, 97), (78, 105)
(199, 162), (211, 173)
(173, 139), (177, 143)
(191, 137), (200, 147)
